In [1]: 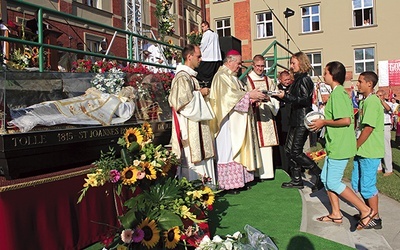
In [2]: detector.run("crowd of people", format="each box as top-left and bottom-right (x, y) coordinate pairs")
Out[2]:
(168, 42), (389, 231)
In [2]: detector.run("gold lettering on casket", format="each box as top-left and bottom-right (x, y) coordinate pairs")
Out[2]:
(89, 128), (120, 138)
(57, 132), (74, 142)
(157, 123), (172, 131)
(79, 131), (88, 139)
(12, 135), (47, 147)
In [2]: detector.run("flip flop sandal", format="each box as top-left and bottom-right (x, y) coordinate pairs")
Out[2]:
(316, 215), (343, 224)
(356, 209), (375, 230)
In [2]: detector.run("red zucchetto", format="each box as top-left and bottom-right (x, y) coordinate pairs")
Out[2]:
(226, 49), (241, 56)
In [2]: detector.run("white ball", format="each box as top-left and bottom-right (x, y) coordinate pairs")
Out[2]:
(304, 111), (325, 131)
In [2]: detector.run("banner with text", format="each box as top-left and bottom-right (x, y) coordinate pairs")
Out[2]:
(378, 60), (400, 86)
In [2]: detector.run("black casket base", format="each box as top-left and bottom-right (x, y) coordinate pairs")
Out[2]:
(0, 122), (172, 180)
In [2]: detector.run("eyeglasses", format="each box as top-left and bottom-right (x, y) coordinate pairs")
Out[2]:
(254, 65), (266, 68)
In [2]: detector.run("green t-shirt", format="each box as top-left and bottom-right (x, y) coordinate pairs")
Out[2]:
(324, 85), (357, 159)
(357, 94), (384, 158)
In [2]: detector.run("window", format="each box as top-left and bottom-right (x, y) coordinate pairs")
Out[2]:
(264, 56), (274, 75)
(354, 47), (375, 73)
(256, 12), (273, 38)
(216, 18), (231, 37)
(302, 5), (320, 33)
(307, 53), (322, 76)
(353, 0), (373, 27)
(83, 0), (101, 9)
(85, 34), (104, 58)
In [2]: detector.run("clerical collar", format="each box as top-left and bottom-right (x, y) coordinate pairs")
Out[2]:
(176, 64), (198, 77)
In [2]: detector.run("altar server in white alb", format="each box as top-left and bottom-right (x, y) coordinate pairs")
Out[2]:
(246, 55), (280, 180)
(196, 21), (222, 87)
(168, 44), (216, 186)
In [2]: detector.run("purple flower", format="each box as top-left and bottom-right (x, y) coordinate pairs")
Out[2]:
(109, 169), (121, 183)
(132, 228), (144, 243)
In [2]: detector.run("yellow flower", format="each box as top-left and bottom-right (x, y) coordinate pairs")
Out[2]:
(164, 226), (181, 249)
(116, 245), (128, 250)
(180, 205), (195, 220)
(83, 173), (98, 187)
(141, 162), (157, 180)
(121, 166), (138, 185)
(201, 186), (215, 206)
(161, 161), (171, 176)
(138, 218), (160, 248)
(142, 122), (153, 140)
(187, 190), (203, 199)
(124, 128), (143, 148)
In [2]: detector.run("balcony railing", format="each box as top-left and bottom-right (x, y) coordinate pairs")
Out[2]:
(0, 0), (182, 72)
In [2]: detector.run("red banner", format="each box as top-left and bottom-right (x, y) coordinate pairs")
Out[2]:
(388, 59), (400, 86)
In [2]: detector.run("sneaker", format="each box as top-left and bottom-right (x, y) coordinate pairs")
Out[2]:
(365, 218), (382, 229)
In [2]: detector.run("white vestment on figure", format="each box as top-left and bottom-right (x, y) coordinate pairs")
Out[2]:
(168, 65), (216, 186)
(8, 87), (135, 133)
(247, 71), (280, 179)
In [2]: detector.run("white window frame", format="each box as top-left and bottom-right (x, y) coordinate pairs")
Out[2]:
(307, 52), (322, 76)
(354, 47), (375, 74)
(216, 18), (231, 37)
(302, 5), (320, 33)
(352, 0), (374, 27)
(256, 12), (273, 39)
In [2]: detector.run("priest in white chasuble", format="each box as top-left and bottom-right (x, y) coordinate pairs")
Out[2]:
(209, 50), (266, 194)
(168, 44), (216, 186)
(246, 55), (280, 180)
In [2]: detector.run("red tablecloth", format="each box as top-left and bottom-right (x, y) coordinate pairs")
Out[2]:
(0, 171), (119, 250)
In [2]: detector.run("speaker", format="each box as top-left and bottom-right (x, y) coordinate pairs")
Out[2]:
(219, 36), (242, 59)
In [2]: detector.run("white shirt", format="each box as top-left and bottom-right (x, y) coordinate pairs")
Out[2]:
(200, 29), (222, 61)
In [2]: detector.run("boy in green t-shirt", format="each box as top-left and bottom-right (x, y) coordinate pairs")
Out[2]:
(352, 71), (384, 229)
(311, 62), (373, 230)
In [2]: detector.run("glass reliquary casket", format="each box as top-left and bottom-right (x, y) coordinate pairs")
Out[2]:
(0, 70), (172, 179)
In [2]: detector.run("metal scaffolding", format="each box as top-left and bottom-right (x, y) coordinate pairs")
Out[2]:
(125, 0), (142, 60)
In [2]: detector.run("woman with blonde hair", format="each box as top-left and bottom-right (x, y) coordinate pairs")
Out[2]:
(274, 51), (323, 191)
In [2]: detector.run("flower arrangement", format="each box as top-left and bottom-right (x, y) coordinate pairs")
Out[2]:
(187, 31), (202, 46)
(196, 232), (244, 250)
(196, 225), (278, 250)
(6, 46), (41, 70)
(306, 149), (326, 161)
(155, 0), (176, 37)
(163, 39), (182, 61)
(90, 67), (125, 94)
(78, 123), (217, 249)
(72, 60), (175, 121)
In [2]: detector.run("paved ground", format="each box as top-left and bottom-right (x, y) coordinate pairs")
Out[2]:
(299, 173), (400, 250)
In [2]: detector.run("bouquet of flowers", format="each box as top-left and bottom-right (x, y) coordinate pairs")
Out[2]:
(90, 67), (125, 94)
(78, 123), (216, 249)
(6, 46), (41, 70)
(155, 0), (176, 37)
(187, 31), (202, 45)
(163, 40), (182, 61)
(196, 225), (278, 250)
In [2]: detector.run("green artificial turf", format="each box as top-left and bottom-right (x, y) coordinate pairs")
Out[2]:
(209, 170), (353, 250)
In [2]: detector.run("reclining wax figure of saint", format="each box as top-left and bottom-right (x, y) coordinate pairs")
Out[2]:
(8, 86), (136, 133)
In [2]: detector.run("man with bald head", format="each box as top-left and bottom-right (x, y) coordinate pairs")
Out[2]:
(209, 50), (265, 194)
